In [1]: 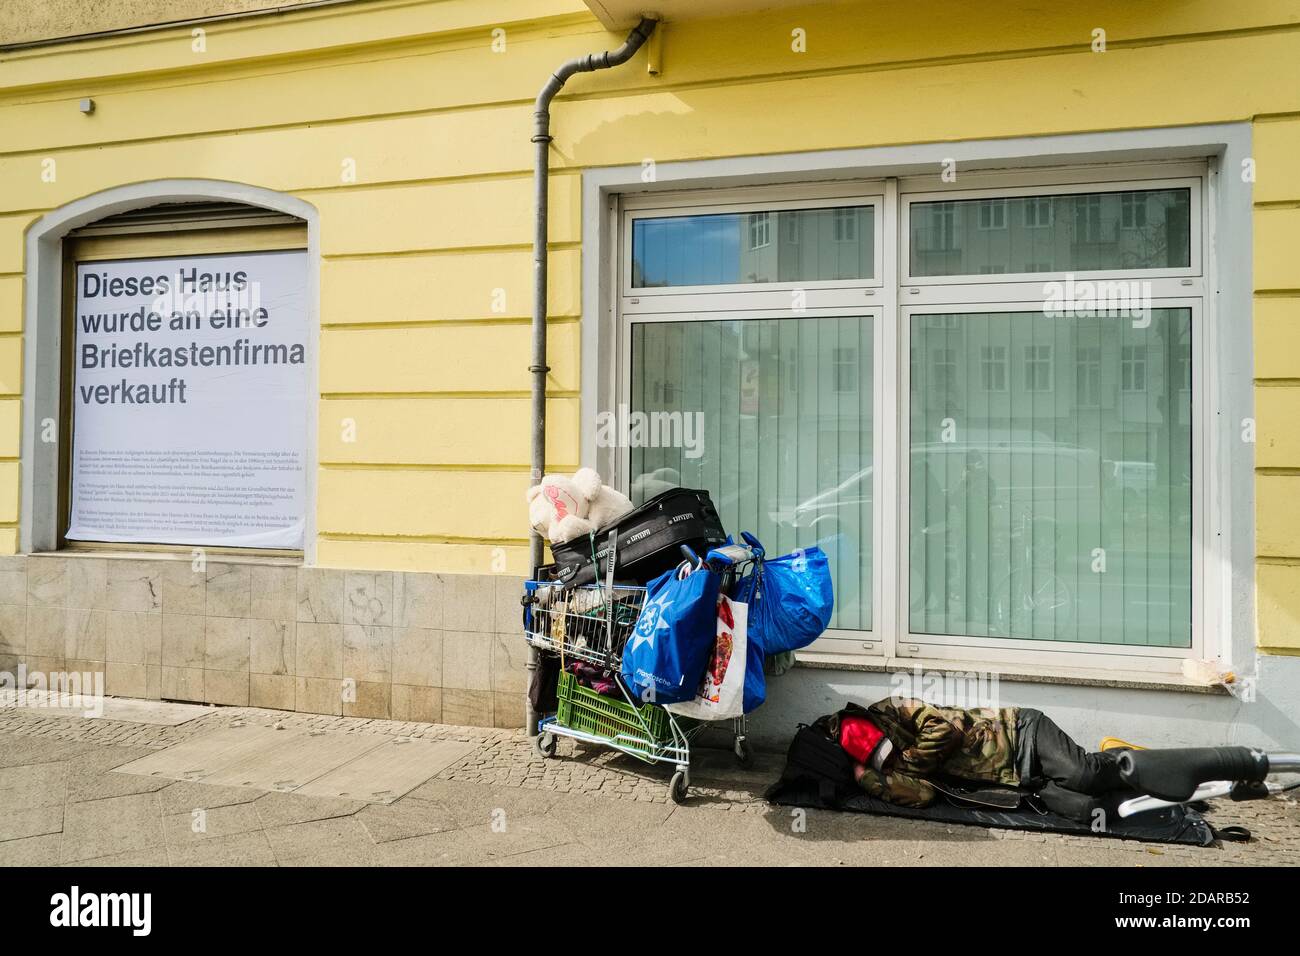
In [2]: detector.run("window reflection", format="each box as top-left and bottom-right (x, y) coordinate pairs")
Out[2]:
(632, 206), (875, 288)
(910, 188), (1191, 277)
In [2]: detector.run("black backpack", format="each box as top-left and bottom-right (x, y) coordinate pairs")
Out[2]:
(766, 717), (856, 808)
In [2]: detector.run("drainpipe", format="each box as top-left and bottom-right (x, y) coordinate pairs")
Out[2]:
(526, 17), (659, 735)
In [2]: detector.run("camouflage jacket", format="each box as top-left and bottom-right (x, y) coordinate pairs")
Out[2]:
(840, 698), (1021, 808)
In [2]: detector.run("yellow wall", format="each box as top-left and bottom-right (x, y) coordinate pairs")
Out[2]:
(2, 0), (1300, 654)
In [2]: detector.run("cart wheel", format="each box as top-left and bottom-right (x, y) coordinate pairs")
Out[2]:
(669, 769), (689, 804)
(533, 732), (557, 759)
(733, 736), (753, 768)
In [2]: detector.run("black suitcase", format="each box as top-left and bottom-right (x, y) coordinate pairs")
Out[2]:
(547, 487), (726, 588)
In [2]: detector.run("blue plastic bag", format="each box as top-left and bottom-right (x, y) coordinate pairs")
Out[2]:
(621, 562), (721, 705)
(746, 545), (835, 656)
(731, 572), (767, 714)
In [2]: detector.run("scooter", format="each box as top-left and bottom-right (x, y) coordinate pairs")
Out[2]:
(1116, 746), (1300, 818)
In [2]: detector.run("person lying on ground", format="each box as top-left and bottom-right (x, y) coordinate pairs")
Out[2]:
(840, 697), (1125, 819)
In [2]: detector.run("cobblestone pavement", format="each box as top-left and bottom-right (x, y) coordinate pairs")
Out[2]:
(1, 703), (1297, 867)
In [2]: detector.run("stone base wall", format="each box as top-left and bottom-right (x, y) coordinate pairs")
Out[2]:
(0, 553), (527, 729)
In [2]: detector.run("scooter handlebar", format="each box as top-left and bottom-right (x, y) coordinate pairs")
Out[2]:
(1117, 746), (1268, 803)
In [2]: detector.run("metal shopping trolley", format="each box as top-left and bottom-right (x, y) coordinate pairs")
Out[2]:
(522, 537), (756, 803)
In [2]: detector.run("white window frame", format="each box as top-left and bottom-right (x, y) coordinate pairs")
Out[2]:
(612, 161), (1214, 676)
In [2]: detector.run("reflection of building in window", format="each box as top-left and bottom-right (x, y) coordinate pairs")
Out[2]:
(1075, 345), (1101, 406)
(980, 344), (1008, 391)
(1024, 260), (1053, 273)
(1121, 192), (1147, 230)
(833, 207), (858, 242)
(932, 347), (958, 392)
(748, 212), (771, 250)
(1121, 344), (1147, 391)
(977, 198), (1007, 230)
(917, 202), (958, 251)
(782, 213), (800, 244)
(1023, 343), (1053, 391)
(978, 265), (1006, 274)
(833, 346), (857, 392)
(653, 380), (678, 404)
(1073, 194), (1105, 244)
(1022, 196), (1053, 228)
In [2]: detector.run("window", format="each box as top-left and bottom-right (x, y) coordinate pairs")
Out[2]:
(1074, 194), (1105, 244)
(1121, 344), (1148, 392)
(629, 316), (875, 633)
(932, 346), (958, 393)
(833, 346), (858, 392)
(1121, 193), (1147, 230)
(909, 186), (1191, 278)
(62, 207), (310, 552)
(1023, 344), (1054, 392)
(977, 199), (1007, 230)
(833, 207), (857, 242)
(618, 167), (1205, 670)
(909, 308), (1192, 648)
(631, 203), (876, 288)
(1024, 197), (1053, 228)
(915, 202), (958, 252)
(980, 345), (1008, 392)
(1075, 346), (1101, 407)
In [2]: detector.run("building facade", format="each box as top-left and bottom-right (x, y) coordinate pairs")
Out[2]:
(1, 0), (1298, 748)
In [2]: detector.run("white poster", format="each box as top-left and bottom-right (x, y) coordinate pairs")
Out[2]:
(68, 250), (309, 549)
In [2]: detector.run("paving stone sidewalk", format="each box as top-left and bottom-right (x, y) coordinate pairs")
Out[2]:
(1, 702), (1297, 867)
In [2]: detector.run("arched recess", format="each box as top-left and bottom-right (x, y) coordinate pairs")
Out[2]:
(20, 180), (320, 561)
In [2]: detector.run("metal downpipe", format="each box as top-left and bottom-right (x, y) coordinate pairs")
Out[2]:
(525, 17), (659, 736)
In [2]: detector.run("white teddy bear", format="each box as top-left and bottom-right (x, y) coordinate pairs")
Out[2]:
(526, 467), (634, 546)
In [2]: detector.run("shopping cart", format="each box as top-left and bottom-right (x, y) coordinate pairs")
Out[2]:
(522, 538), (757, 803)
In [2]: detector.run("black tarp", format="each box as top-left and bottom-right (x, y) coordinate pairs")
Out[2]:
(767, 780), (1218, 846)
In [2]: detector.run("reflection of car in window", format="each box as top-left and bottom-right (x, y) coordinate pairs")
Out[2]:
(775, 437), (1106, 539)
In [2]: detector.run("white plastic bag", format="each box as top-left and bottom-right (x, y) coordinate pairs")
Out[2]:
(666, 595), (747, 720)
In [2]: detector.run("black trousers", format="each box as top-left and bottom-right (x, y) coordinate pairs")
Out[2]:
(1016, 708), (1125, 819)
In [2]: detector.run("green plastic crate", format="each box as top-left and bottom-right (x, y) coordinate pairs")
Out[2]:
(555, 670), (671, 755)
